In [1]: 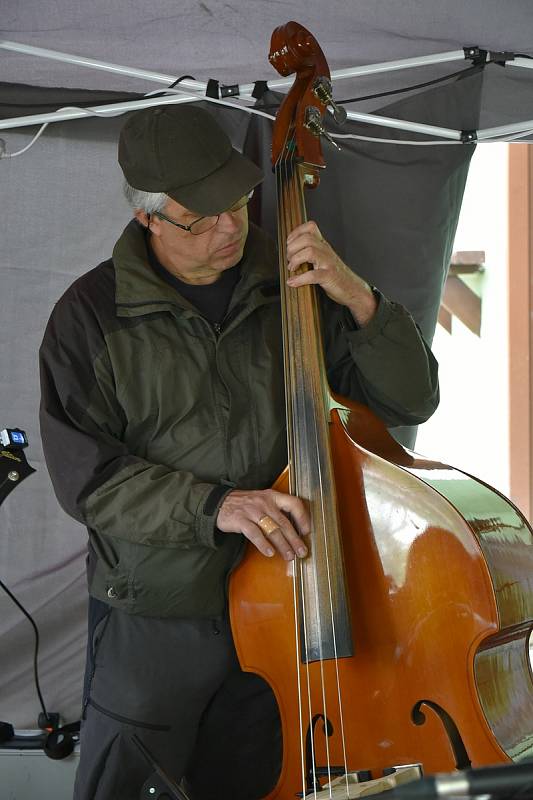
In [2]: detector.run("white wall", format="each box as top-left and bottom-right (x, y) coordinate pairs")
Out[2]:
(416, 143), (509, 495)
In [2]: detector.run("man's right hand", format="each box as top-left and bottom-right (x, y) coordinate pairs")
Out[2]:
(216, 489), (310, 560)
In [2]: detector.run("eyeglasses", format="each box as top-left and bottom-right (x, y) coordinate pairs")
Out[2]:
(153, 190), (254, 236)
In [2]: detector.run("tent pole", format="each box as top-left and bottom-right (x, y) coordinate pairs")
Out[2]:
(1, 40), (531, 143)
(508, 58), (533, 71)
(0, 93), (463, 140)
(0, 39), (468, 95)
(0, 40), (206, 91)
(479, 121), (533, 140)
(1, 91), (530, 143)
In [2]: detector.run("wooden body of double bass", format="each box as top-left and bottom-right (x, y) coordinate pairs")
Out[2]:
(229, 398), (533, 797)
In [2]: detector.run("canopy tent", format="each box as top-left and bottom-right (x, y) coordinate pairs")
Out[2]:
(1, 0), (532, 730)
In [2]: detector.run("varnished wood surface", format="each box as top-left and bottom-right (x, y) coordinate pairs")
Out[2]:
(229, 402), (533, 797)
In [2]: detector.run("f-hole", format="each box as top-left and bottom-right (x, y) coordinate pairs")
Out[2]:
(304, 714), (345, 795)
(412, 699), (472, 770)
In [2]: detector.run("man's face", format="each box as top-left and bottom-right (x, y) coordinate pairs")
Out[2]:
(146, 194), (249, 284)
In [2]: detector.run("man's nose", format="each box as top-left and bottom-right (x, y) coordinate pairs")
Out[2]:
(217, 210), (242, 232)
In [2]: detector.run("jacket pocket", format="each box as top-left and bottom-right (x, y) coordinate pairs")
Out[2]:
(90, 603), (111, 669)
(88, 699), (171, 731)
(90, 547), (136, 610)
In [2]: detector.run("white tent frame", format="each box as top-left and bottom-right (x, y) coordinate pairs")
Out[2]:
(1, 39), (533, 144)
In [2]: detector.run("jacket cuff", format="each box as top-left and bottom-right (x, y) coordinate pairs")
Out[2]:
(195, 483), (234, 549)
(340, 288), (395, 346)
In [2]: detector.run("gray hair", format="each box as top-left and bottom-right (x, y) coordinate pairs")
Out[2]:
(123, 180), (168, 214)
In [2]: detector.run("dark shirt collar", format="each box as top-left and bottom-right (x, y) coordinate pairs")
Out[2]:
(146, 231), (243, 325)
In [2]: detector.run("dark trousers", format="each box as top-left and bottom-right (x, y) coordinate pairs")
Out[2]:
(73, 600), (282, 800)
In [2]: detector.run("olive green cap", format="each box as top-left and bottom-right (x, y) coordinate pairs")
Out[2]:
(118, 104), (264, 216)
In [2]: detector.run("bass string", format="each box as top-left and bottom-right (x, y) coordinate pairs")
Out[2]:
(276, 142), (308, 800)
(278, 143), (321, 799)
(277, 139), (350, 797)
(288, 163), (352, 798)
(285, 161), (334, 796)
(288, 156), (325, 800)
(284, 147), (320, 800)
(293, 185), (350, 796)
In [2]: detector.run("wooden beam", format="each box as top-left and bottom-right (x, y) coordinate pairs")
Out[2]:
(450, 250), (485, 267)
(438, 251), (484, 334)
(448, 263), (484, 276)
(441, 275), (482, 336)
(508, 144), (533, 520)
(438, 307), (452, 334)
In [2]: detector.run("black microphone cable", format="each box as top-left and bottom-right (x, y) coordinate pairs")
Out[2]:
(0, 577), (53, 728)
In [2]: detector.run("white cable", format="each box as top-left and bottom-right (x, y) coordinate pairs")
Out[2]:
(506, 129), (533, 141)
(330, 129), (533, 145)
(330, 132), (462, 146)
(1, 88), (529, 159)
(0, 122), (50, 157)
(482, 128), (533, 142)
(0, 91), (276, 159)
(0, 100), (461, 158)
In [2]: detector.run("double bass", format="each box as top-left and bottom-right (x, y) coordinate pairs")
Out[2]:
(230, 21), (533, 799)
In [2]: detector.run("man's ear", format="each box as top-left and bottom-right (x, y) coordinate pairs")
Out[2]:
(134, 209), (163, 237)
(134, 209), (150, 229)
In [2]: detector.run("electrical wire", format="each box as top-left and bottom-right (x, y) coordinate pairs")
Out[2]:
(3, 102), (530, 160)
(0, 577), (51, 725)
(335, 63), (485, 106)
(329, 132), (462, 145)
(0, 78), (273, 159)
(1, 65), (531, 158)
(1, 122), (50, 157)
(255, 62), (485, 113)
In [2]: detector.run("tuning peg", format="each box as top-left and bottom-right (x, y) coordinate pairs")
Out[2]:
(312, 77), (347, 126)
(304, 107), (341, 151)
(327, 99), (347, 126)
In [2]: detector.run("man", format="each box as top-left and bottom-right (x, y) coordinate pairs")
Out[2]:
(39, 104), (439, 800)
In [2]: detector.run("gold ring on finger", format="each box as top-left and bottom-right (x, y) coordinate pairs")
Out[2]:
(258, 515), (279, 536)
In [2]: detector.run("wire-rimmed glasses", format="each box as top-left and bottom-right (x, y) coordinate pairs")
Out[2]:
(154, 190), (254, 235)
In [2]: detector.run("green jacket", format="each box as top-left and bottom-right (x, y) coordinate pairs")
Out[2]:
(39, 221), (439, 618)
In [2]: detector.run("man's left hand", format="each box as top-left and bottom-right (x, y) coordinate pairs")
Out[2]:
(286, 221), (378, 327)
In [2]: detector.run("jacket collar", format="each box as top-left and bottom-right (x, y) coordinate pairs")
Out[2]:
(113, 220), (279, 318)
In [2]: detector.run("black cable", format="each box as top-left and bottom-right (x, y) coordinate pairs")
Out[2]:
(255, 63), (485, 112)
(167, 74), (196, 89)
(0, 577), (50, 725)
(336, 63), (485, 106)
(0, 75), (198, 114)
(142, 75), (197, 101)
(0, 92), (145, 111)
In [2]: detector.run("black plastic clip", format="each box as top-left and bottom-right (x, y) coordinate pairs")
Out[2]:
(220, 83), (239, 98)
(0, 721), (14, 744)
(463, 46), (488, 65)
(206, 78), (220, 98)
(461, 129), (478, 144)
(252, 80), (269, 100)
(206, 79), (241, 99)
(488, 50), (516, 66)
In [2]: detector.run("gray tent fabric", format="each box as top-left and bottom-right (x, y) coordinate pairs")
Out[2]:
(1, 117), (136, 729)
(1, 0), (533, 93)
(0, 1), (532, 731)
(0, 81), (143, 118)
